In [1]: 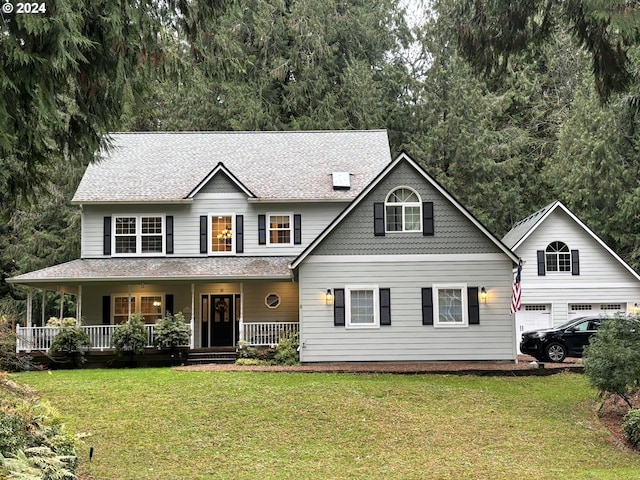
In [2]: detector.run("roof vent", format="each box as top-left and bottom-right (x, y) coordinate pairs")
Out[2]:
(332, 172), (351, 190)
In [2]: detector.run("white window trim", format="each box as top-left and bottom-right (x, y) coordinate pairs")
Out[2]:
(265, 292), (281, 309)
(266, 212), (294, 247)
(433, 284), (468, 328)
(208, 212), (236, 255)
(545, 241), (571, 274)
(384, 186), (422, 233)
(112, 214), (166, 257)
(345, 284), (380, 329)
(112, 293), (165, 324)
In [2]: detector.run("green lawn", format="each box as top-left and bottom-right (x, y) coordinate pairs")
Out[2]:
(13, 369), (640, 480)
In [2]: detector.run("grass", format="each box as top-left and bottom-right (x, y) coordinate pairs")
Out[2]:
(11, 369), (640, 480)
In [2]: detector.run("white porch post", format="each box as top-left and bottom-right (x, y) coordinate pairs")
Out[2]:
(26, 288), (33, 329)
(127, 285), (132, 321)
(77, 285), (82, 324)
(59, 289), (64, 320)
(239, 282), (244, 342)
(24, 288), (33, 353)
(41, 290), (46, 326)
(190, 283), (195, 349)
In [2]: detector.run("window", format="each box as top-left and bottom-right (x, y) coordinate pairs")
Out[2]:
(268, 213), (292, 245)
(265, 293), (281, 309)
(601, 304), (622, 311)
(210, 214), (234, 253)
(113, 215), (164, 255)
(385, 187), (421, 232)
(346, 285), (379, 328)
(570, 304), (592, 311)
(545, 241), (571, 272)
(113, 294), (163, 324)
(525, 305), (548, 311)
(433, 285), (467, 327)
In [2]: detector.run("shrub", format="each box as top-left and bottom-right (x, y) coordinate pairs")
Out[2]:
(0, 398), (78, 479)
(153, 312), (191, 351)
(0, 320), (33, 372)
(274, 333), (299, 366)
(46, 317), (77, 328)
(112, 313), (148, 356)
(583, 315), (640, 408)
(623, 409), (640, 449)
(49, 326), (91, 368)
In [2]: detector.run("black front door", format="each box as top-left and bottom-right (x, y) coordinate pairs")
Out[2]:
(201, 294), (237, 347)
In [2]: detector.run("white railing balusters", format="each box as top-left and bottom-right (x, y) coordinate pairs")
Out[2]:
(15, 322), (299, 352)
(242, 322), (299, 347)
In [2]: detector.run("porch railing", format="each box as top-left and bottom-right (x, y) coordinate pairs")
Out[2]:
(15, 325), (157, 353)
(15, 322), (299, 352)
(242, 322), (298, 347)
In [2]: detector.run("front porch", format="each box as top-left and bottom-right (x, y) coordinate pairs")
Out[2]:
(15, 321), (299, 353)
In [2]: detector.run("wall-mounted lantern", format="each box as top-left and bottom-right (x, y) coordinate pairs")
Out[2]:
(326, 289), (334, 305)
(480, 287), (487, 304)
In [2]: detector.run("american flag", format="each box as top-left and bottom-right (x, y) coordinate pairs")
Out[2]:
(510, 263), (522, 314)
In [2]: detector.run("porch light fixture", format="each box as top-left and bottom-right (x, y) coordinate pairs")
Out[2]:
(635, 303), (639, 314)
(326, 289), (334, 305)
(480, 287), (487, 304)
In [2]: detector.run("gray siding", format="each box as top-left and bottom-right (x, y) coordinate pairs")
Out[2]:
(81, 197), (345, 258)
(198, 172), (245, 194)
(298, 256), (515, 362)
(313, 161), (501, 256)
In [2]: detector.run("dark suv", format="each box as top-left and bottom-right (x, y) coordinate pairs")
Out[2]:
(519, 316), (602, 362)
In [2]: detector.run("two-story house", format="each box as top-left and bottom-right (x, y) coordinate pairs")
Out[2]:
(10, 130), (520, 362)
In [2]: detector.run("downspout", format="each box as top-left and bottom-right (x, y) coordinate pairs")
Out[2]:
(77, 285), (83, 324)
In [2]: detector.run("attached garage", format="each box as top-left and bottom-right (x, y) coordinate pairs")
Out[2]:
(567, 303), (626, 321)
(515, 304), (552, 353)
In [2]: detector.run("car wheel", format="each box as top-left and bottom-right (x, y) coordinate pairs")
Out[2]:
(545, 343), (566, 363)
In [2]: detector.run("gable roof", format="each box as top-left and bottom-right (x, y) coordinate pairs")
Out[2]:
(291, 152), (519, 268)
(502, 200), (640, 281)
(72, 130), (392, 203)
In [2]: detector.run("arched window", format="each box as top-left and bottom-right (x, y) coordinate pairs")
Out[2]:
(385, 187), (421, 232)
(545, 241), (571, 272)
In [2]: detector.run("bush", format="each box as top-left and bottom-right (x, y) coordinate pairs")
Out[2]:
(0, 398), (78, 479)
(112, 313), (148, 356)
(49, 326), (91, 368)
(274, 333), (299, 366)
(153, 311), (191, 351)
(623, 409), (640, 449)
(583, 315), (640, 408)
(0, 320), (33, 372)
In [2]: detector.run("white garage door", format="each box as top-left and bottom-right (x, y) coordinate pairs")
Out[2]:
(515, 304), (552, 354)
(567, 303), (626, 321)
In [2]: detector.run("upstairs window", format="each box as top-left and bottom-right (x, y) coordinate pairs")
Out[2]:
(113, 215), (164, 255)
(545, 241), (571, 273)
(268, 213), (292, 245)
(210, 214), (234, 254)
(385, 187), (421, 232)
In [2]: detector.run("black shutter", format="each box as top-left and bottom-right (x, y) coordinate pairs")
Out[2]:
(380, 288), (391, 325)
(537, 250), (546, 276)
(334, 288), (345, 326)
(422, 288), (433, 325)
(165, 294), (174, 316)
(103, 217), (111, 255)
(468, 287), (480, 325)
(294, 214), (302, 245)
(236, 215), (244, 253)
(374, 202), (385, 236)
(258, 214), (266, 245)
(166, 216), (174, 254)
(102, 296), (111, 325)
(200, 216), (208, 254)
(423, 202), (434, 236)
(571, 250), (580, 275)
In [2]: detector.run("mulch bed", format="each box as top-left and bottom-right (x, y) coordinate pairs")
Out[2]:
(176, 355), (583, 375)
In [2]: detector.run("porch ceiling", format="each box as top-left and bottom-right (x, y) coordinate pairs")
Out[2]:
(8, 257), (295, 285)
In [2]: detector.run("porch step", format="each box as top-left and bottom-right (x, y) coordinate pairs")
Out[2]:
(186, 351), (238, 365)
